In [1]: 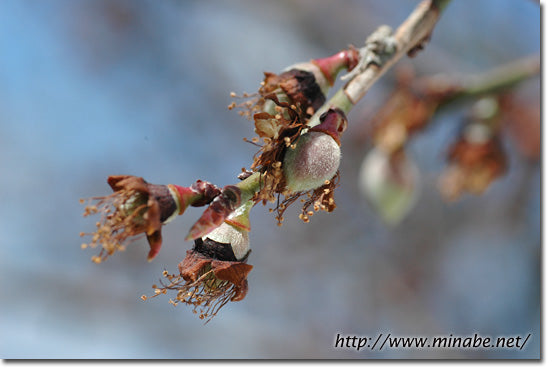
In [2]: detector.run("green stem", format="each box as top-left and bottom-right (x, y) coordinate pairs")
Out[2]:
(437, 55), (540, 108)
(432, 0), (452, 12)
(307, 89), (355, 128)
(236, 173), (263, 204)
(460, 56), (539, 99)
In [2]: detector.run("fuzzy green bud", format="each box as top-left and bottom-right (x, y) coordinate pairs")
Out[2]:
(283, 131), (341, 193)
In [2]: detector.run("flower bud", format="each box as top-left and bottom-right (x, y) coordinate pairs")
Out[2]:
(197, 222), (251, 262)
(149, 203), (254, 322)
(283, 131), (340, 193)
(359, 149), (419, 224)
(282, 109), (347, 193)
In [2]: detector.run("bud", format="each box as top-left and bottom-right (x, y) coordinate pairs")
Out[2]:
(186, 174), (261, 241)
(197, 201), (253, 262)
(286, 46), (359, 97)
(282, 109), (347, 193)
(148, 201), (254, 323)
(359, 149), (419, 224)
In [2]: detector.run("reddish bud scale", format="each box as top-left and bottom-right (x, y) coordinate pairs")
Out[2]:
(168, 185), (196, 215)
(169, 180), (221, 216)
(311, 47), (359, 86)
(186, 186), (242, 241)
(309, 108), (348, 145)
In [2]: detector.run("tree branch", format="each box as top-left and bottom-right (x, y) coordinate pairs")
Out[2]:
(447, 55), (540, 104)
(307, 0), (452, 127)
(186, 0), (452, 238)
(239, 0), (451, 193)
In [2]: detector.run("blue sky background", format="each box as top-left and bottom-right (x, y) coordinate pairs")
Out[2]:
(0, 0), (540, 359)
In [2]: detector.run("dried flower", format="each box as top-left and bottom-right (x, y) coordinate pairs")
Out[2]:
(149, 202), (254, 323)
(232, 47), (358, 120)
(371, 68), (457, 154)
(439, 122), (507, 201)
(81, 176), (220, 262)
(261, 69), (327, 114)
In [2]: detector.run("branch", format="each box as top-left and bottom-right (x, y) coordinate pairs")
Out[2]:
(444, 55), (540, 105)
(307, 0), (452, 127)
(369, 55), (539, 156)
(185, 0), (451, 239)
(236, 0), (451, 193)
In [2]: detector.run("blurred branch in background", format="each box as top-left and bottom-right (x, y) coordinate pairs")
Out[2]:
(360, 55), (540, 223)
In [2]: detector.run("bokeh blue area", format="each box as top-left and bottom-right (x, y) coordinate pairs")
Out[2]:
(0, 0), (540, 359)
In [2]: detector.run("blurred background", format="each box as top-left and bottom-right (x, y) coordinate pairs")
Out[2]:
(0, 0), (540, 359)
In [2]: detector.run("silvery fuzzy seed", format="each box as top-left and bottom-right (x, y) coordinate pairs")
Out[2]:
(283, 131), (341, 193)
(203, 222), (250, 261)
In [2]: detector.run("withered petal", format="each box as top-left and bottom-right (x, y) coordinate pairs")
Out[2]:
(107, 175), (131, 190)
(146, 230), (163, 262)
(254, 112), (281, 139)
(231, 279), (249, 302)
(211, 260), (253, 286)
(261, 72), (281, 94)
(278, 69), (326, 111)
(107, 175), (149, 193)
(178, 250), (212, 283)
(144, 198), (162, 235)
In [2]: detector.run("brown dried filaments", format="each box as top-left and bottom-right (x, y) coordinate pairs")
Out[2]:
(232, 69), (341, 224)
(274, 172), (340, 225)
(251, 99), (308, 197)
(147, 250), (252, 323)
(80, 176), (169, 263)
(371, 69), (459, 154)
(231, 69), (325, 120)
